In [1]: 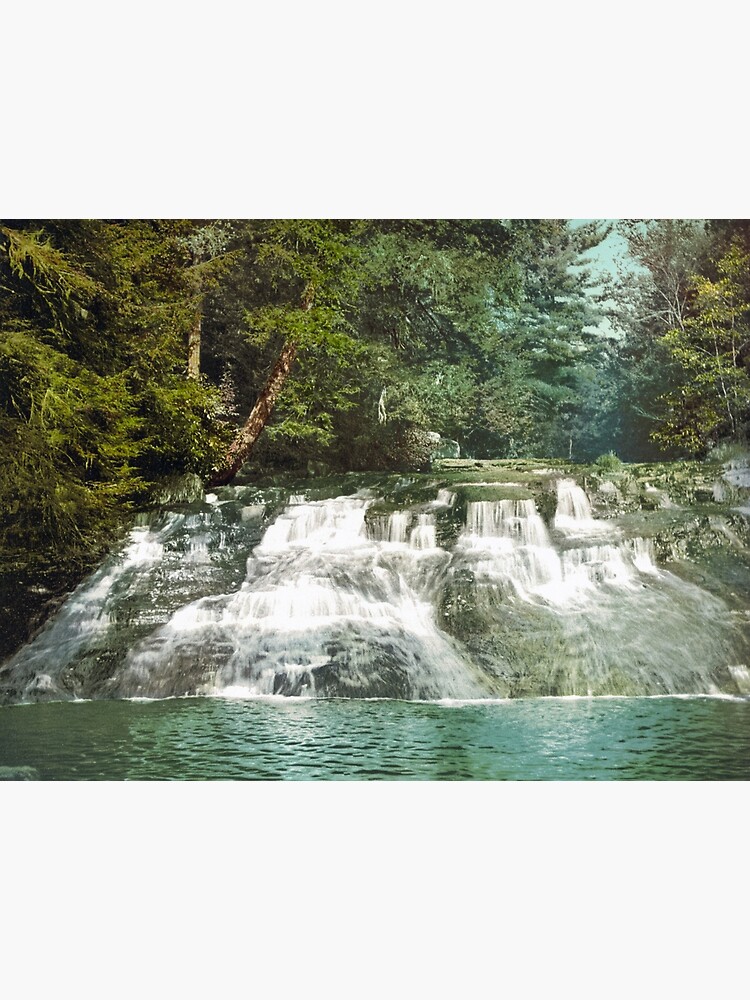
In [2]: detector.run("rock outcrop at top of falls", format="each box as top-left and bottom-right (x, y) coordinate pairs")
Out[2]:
(1, 460), (749, 704)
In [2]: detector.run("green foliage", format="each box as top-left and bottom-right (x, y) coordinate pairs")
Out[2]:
(299, 219), (611, 465)
(475, 359), (538, 456)
(595, 451), (623, 472)
(376, 360), (479, 441)
(0, 225), (101, 335)
(135, 375), (232, 480)
(651, 244), (750, 455)
(611, 220), (750, 459)
(0, 220), (230, 592)
(191, 218), (614, 471)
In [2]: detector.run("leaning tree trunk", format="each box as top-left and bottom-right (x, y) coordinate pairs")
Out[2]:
(208, 285), (314, 488)
(207, 339), (299, 487)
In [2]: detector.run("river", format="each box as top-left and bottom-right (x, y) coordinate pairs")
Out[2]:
(1, 695), (749, 779)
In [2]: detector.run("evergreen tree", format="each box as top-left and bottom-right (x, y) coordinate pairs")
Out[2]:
(0, 220), (229, 588)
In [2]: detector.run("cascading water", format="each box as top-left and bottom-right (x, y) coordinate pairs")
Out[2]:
(445, 479), (747, 696)
(453, 486), (652, 605)
(0, 514), (185, 699)
(1, 474), (749, 703)
(111, 495), (487, 701)
(456, 498), (564, 599)
(554, 478), (612, 536)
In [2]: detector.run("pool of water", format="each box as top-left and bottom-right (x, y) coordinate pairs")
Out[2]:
(1, 695), (749, 780)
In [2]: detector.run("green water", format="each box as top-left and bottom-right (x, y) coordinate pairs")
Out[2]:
(1, 695), (749, 780)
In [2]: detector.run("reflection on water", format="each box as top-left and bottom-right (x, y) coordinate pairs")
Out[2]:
(1, 696), (749, 780)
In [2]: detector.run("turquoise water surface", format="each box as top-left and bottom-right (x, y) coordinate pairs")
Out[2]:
(1, 695), (749, 780)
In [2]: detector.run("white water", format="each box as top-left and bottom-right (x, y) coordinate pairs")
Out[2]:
(0, 514), (185, 698)
(457, 498), (563, 598)
(430, 488), (456, 508)
(117, 496), (485, 700)
(554, 478), (613, 536)
(410, 514), (438, 550)
(455, 485), (656, 605)
(442, 482), (744, 695)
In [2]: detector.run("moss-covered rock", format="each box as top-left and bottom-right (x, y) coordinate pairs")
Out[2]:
(454, 484), (534, 504)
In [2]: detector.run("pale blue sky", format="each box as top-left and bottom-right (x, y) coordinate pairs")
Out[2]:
(570, 219), (643, 282)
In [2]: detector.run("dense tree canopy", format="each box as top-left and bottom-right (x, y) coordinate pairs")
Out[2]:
(610, 219), (750, 458)
(196, 218), (613, 472)
(3, 216), (748, 656)
(0, 222), (226, 566)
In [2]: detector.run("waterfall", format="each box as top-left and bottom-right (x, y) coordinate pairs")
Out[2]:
(112, 496), (488, 701)
(257, 496), (369, 552)
(410, 514), (437, 550)
(457, 499), (563, 599)
(465, 498), (551, 546)
(554, 478), (611, 536)
(430, 489), (456, 508)
(629, 537), (658, 574)
(446, 483), (743, 695)
(559, 544), (639, 590)
(0, 514), (185, 700)
(455, 492), (649, 604)
(367, 510), (411, 544)
(2, 475), (748, 703)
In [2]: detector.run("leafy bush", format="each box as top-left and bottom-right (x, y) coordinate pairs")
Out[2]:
(594, 451), (623, 472)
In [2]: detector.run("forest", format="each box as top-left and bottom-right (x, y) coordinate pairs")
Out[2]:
(1, 218), (749, 656)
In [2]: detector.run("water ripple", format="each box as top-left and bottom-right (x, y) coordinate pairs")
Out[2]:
(0, 696), (749, 780)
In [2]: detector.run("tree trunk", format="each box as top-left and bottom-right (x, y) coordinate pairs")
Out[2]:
(187, 305), (202, 378)
(207, 339), (298, 487)
(208, 284), (314, 488)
